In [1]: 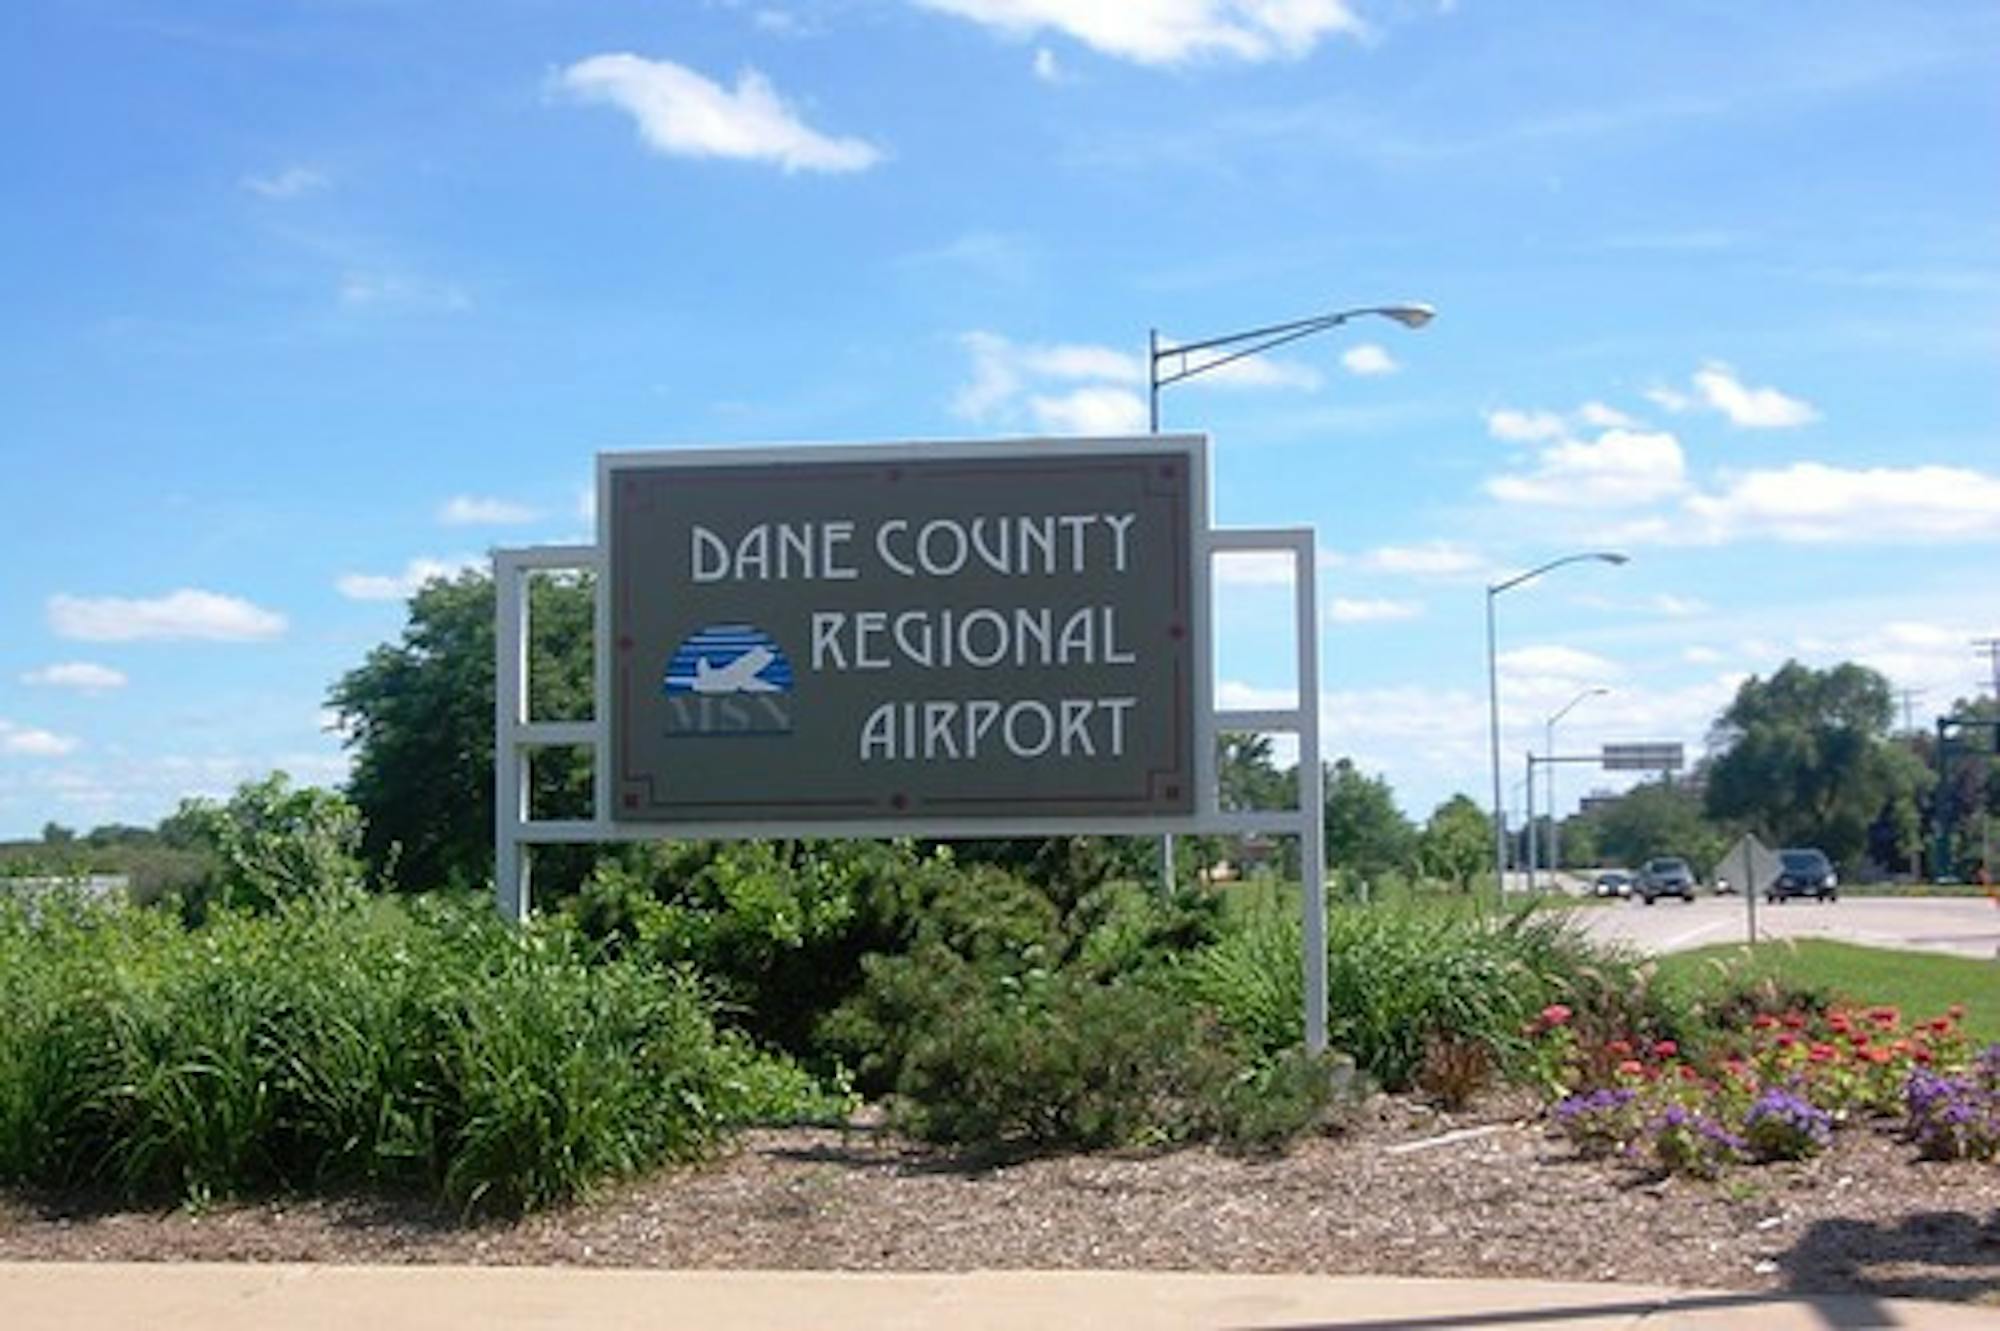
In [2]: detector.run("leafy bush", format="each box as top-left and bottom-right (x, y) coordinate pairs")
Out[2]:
(1741, 1089), (1833, 1161)
(819, 867), (1318, 1151)
(1905, 1046), (2000, 1162)
(0, 890), (836, 1214)
(1186, 897), (1665, 1090)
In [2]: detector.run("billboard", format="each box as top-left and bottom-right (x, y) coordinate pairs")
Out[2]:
(602, 437), (1206, 824)
(1602, 742), (1685, 772)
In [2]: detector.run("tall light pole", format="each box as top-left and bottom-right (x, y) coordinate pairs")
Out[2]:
(1150, 302), (1435, 432)
(1486, 552), (1628, 895)
(1148, 300), (1436, 894)
(1543, 686), (1609, 889)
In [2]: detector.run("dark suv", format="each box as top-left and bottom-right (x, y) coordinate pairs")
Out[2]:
(1637, 857), (1697, 904)
(1769, 848), (1838, 903)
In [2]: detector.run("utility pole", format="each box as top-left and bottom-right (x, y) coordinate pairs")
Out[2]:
(1893, 687), (1926, 735)
(1976, 638), (2000, 700)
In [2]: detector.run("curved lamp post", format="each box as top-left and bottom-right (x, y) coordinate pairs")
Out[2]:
(1542, 686), (1610, 889)
(1146, 301), (1436, 895)
(1150, 303), (1435, 431)
(1486, 552), (1627, 893)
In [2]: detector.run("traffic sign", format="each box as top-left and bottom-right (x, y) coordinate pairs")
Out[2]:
(1718, 832), (1782, 945)
(1603, 741), (1684, 771)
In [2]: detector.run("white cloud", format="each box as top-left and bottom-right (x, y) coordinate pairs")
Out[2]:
(1029, 386), (1148, 435)
(335, 555), (483, 602)
(1328, 596), (1423, 623)
(1691, 361), (1819, 429)
(0, 720), (79, 758)
(439, 494), (540, 526)
(1644, 384), (1693, 413)
(1652, 594), (1708, 617)
(1033, 46), (1064, 81)
(1340, 343), (1397, 376)
(21, 662), (128, 692)
(1485, 408), (1567, 443)
(242, 165), (328, 199)
(910, 0), (1366, 66)
(48, 590), (286, 643)
(1497, 644), (1621, 684)
(338, 272), (472, 313)
(1682, 645), (1725, 665)
(557, 54), (882, 173)
(1021, 342), (1143, 382)
(1577, 401), (1636, 428)
(1488, 427), (1688, 508)
(1359, 541), (1485, 577)
(1683, 462), (2000, 543)
(1213, 551), (1298, 586)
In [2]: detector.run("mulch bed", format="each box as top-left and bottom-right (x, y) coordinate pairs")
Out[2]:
(4, 1095), (1997, 1305)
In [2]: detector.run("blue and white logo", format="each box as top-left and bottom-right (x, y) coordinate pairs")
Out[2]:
(664, 623), (794, 695)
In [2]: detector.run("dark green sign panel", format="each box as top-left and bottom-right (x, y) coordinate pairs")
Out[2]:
(605, 439), (1203, 824)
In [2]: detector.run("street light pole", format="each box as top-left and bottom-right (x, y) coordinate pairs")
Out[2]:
(1485, 552), (1629, 896)
(1148, 300), (1435, 896)
(1544, 686), (1609, 890)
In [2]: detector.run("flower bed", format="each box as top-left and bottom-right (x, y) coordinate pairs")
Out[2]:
(1531, 1000), (1995, 1176)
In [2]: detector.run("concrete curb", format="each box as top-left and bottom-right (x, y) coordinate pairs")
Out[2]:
(4, 1264), (1995, 1329)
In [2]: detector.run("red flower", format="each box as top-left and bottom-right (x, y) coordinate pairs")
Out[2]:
(1808, 1043), (1837, 1063)
(1777, 1033), (1799, 1049)
(1540, 1004), (1573, 1028)
(1605, 1039), (1633, 1057)
(1678, 1064), (1700, 1082)
(1947, 1004), (1967, 1021)
(1851, 1031), (1871, 1047)
(1891, 1039), (1913, 1055)
(1752, 1014), (1779, 1031)
(1618, 1059), (1645, 1077)
(1782, 1012), (1808, 1029)
(1653, 1039), (1679, 1059)
(1913, 1048), (1933, 1065)
(1930, 1018), (1954, 1033)
(1864, 1046), (1892, 1065)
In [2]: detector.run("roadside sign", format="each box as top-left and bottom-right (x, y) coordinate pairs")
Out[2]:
(1718, 832), (1782, 945)
(603, 438), (1203, 824)
(1718, 833), (1781, 897)
(1602, 742), (1684, 771)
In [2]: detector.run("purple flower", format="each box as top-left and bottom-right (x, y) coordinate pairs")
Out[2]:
(1743, 1088), (1833, 1160)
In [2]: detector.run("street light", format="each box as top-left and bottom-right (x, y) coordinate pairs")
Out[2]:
(1486, 552), (1628, 894)
(1542, 687), (1609, 889)
(1149, 303), (1436, 431)
(1148, 300), (1436, 895)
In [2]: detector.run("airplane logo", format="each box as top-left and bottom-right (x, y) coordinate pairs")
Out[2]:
(694, 645), (779, 694)
(663, 623), (795, 699)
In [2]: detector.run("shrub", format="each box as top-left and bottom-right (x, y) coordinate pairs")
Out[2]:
(1741, 1089), (1834, 1161)
(1905, 1045), (2000, 1162)
(0, 891), (835, 1214)
(1650, 1103), (1746, 1179)
(1187, 898), (1660, 1091)
(1552, 1087), (1644, 1158)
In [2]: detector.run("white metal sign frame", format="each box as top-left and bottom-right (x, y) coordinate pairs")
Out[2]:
(494, 436), (1327, 1053)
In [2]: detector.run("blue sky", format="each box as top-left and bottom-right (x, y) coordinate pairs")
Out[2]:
(3, 0), (1998, 836)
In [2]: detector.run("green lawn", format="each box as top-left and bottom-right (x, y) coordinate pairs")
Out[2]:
(1656, 940), (2000, 1045)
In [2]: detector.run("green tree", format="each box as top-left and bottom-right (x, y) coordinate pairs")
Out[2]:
(1323, 758), (1415, 881)
(327, 570), (594, 892)
(171, 771), (365, 914)
(1415, 794), (1490, 892)
(1590, 779), (1726, 876)
(1704, 660), (1932, 871)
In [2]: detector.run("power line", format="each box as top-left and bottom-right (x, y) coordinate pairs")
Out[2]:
(1976, 638), (2000, 700)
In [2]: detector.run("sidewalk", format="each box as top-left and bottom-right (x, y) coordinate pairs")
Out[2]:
(4, 1264), (1995, 1329)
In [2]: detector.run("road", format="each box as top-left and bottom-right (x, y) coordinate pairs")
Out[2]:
(1570, 893), (2000, 961)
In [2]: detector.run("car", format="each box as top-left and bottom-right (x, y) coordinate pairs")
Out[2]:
(1591, 869), (1634, 898)
(1637, 856), (1697, 904)
(1769, 848), (1838, 903)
